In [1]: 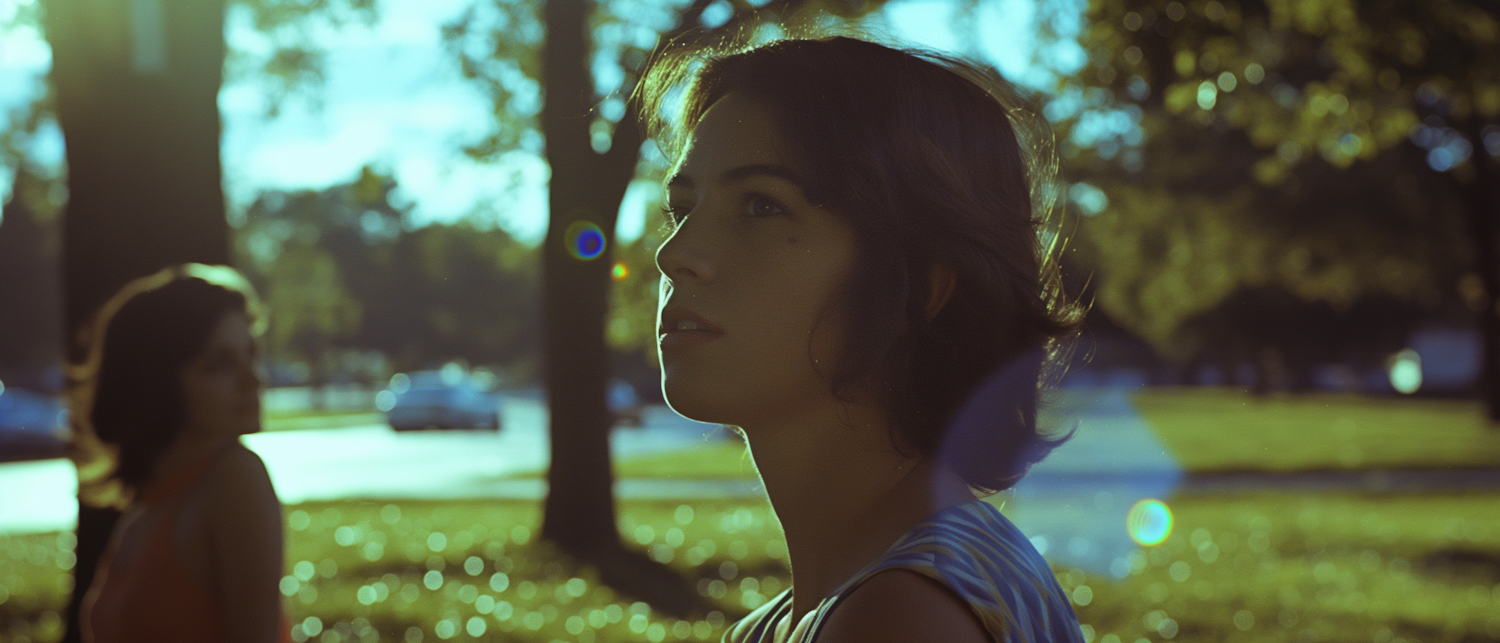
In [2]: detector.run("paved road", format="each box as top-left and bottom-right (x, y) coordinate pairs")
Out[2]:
(0, 394), (731, 535)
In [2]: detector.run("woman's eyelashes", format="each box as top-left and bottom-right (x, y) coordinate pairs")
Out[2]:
(745, 193), (788, 218)
(660, 192), (788, 225)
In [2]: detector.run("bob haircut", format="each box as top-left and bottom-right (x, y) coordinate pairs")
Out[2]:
(638, 36), (1082, 493)
(78, 264), (265, 490)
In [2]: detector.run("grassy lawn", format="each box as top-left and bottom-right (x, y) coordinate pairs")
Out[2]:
(263, 411), (386, 432)
(4, 492), (1499, 642)
(615, 442), (757, 480)
(618, 388), (1500, 478)
(5, 390), (1499, 641)
(1128, 388), (1500, 472)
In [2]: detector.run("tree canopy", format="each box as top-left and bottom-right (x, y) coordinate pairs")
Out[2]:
(1053, 0), (1498, 376)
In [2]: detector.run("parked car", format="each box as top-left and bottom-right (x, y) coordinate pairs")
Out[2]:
(385, 373), (501, 431)
(610, 378), (643, 427)
(0, 386), (69, 463)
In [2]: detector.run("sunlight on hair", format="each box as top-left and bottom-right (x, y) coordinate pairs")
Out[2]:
(175, 263), (267, 336)
(64, 262), (264, 511)
(1127, 499), (1173, 546)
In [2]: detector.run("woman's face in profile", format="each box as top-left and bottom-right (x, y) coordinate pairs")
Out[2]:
(655, 92), (861, 430)
(180, 311), (262, 440)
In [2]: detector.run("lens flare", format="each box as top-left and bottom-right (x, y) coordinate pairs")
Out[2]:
(612, 261), (630, 281)
(1127, 498), (1174, 546)
(566, 221), (606, 261)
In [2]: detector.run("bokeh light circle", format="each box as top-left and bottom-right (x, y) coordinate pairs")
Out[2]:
(611, 261), (630, 281)
(1127, 498), (1174, 546)
(1388, 348), (1422, 394)
(565, 221), (606, 261)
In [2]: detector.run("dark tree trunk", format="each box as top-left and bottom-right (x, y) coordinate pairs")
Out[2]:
(1462, 121), (1500, 423)
(539, 0), (626, 557)
(43, 0), (229, 640)
(537, 0), (735, 618)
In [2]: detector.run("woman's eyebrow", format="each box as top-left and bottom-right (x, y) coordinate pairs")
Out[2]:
(666, 163), (807, 192)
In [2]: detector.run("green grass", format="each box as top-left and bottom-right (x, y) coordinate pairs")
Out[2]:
(1131, 388), (1500, 472)
(611, 389), (1500, 478)
(1066, 491), (1500, 643)
(615, 442), (757, 480)
(263, 411), (386, 432)
(6, 390), (1500, 641)
(4, 493), (1499, 642)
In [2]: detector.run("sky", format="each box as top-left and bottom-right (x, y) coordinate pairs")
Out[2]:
(0, 0), (1084, 245)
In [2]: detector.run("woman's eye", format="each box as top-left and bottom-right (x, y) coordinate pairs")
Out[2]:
(745, 194), (786, 218)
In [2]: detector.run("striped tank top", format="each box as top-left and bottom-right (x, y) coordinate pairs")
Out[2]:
(725, 499), (1084, 643)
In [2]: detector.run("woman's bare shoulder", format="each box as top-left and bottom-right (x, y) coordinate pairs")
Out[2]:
(203, 443), (280, 520)
(815, 569), (994, 643)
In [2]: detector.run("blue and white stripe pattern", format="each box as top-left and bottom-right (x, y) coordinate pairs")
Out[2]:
(727, 500), (1085, 643)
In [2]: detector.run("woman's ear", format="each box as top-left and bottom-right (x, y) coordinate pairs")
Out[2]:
(925, 263), (956, 320)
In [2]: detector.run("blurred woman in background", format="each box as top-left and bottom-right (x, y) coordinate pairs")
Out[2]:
(642, 36), (1084, 642)
(77, 264), (288, 643)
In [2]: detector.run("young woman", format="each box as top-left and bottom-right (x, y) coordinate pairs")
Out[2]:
(641, 37), (1085, 642)
(78, 265), (289, 643)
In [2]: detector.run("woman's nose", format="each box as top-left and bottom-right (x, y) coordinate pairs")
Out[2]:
(654, 224), (716, 284)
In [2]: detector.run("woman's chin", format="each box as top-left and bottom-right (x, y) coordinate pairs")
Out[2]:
(662, 387), (734, 426)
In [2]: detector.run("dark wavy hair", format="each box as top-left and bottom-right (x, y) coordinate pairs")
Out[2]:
(638, 36), (1083, 493)
(81, 265), (262, 489)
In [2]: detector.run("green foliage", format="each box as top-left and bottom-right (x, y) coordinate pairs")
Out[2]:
(263, 245), (363, 360)
(226, 0), (379, 116)
(235, 167), (541, 379)
(0, 3), (63, 227)
(1056, 0), (1498, 362)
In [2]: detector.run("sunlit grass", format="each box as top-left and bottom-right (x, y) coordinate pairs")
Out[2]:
(273, 499), (787, 643)
(614, 389), (1500, 479)
(262, 411), (385, 432)
(614, 442), (756, 480)
(1068, 492), (1500, 643)
(4, 493), (1499, 642)
(1131, 388), (1500, 472)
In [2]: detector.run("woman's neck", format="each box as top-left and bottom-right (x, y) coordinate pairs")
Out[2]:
(742, 401), (975, 621)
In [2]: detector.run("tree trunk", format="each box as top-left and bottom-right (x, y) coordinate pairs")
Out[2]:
(540, 0), (623, 556)
(538, 0), (734, 618)
(1462, 121), (1500, 423)
(44, 0), (229, 639)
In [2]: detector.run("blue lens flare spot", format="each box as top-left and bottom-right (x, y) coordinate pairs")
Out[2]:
(1127, 498), (1174, 546)
(611, 261), (630, 281)
(566, 221), (606, 261)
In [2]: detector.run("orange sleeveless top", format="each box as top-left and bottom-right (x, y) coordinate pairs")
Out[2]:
(82, 448), (292, 643)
